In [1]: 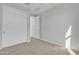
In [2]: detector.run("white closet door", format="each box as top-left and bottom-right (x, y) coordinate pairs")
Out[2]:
(2, 6), (27, 48)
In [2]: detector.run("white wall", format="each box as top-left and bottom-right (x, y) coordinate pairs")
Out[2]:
(0, 5), (2, 47)
(26, 6), (31, 42)
(2, 6), (27, 48)
(40, 4), (79, 50)
(0, 4), (31, 48)
(2, 3), (31, 42)
(30, 16), (40, 39)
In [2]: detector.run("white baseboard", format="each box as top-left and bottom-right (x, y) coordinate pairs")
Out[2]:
(31, 36), (40, 39)
(0, 47), (2, 49)
(27, 39), (31, 42)
(71, 45), (79, 51)
(0, 40), (31, 50)
(41, 38), (65, 47)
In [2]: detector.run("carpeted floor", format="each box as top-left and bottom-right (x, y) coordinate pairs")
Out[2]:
(0, 37), (70, 55)
(72, 49), (79, 55)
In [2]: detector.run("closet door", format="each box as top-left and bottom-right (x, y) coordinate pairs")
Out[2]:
(2, 6), (27, 48)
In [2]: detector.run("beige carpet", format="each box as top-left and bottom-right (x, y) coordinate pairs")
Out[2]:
(0, 37), (70, 55)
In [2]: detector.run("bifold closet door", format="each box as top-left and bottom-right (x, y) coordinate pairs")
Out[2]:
(2, 6), (27, 48)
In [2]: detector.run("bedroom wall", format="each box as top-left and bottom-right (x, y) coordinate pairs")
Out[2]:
(0, 4), (31, 48)
(40, 3), (79, 50)
(0, 5), (2, 47)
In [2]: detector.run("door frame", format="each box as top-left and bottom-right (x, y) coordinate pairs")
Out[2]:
(30, 15), (41, 39)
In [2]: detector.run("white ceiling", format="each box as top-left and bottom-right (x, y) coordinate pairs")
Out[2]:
(25, 3), (60, 15)
(2, 3), (60, 15)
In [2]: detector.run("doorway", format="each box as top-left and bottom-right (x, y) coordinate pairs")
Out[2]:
(30, 16), (40, 39)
